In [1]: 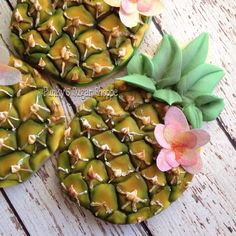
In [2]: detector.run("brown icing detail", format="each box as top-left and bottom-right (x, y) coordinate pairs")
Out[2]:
(91, 201), (113, 216)
(119, 94), (143, 111)
(85, 1), (104, 18)
(48, 46), (78, 76)
(50, 100), (65, 124)
(38, 57), (46, 68)
(0, 135), (15, 151)
(68, 148), (89, 168)
(29, 0), (43, 25)
(80, 117), (107, 139)
(10, 163), (33, 183)
(81, 37), (103, 60)
(82, 62), (114, 78)
(132, 112), (158, 130)
(117, 188), (148, 212)
(38, 21), (60, 43)
(87, 166), (103, 181)
(92, 142), (123, 159)
(28, 34), (36, 49)
(11, 9), (32, 35)
(99, 26), (123, 48)
(63, 127), (71, 144)
(17, 74), (37, 97)
(63, 13), (94, 38)
(112, 127), (143, 142)
(27, 94), (50, 122)
(98, 105), (122, 124)
(13, 58), (23, 68)
(19, 127), (47, 152)
(0, 104), (19, 131)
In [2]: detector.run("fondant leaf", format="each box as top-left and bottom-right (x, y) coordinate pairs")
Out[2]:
(152, 34), (182, 88)
(116, 74), (156, 92)
(182, 33), (209, 75)
(183, 104), (203, 128)
(177, 64), (224, 97)
(196, 95), (225, 121)
(153, 89), (182, 105)
(127, 53), (154, 77)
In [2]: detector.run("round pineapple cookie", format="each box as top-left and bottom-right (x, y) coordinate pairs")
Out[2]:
(10, 0), (149, 86)
(0, 56), (65, 188)
(57, 81), (193, 224)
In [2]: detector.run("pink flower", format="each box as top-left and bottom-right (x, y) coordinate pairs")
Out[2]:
(154, 106), (210, 174)
(104, 0), (161, 28)
(0, 46), (21, 86)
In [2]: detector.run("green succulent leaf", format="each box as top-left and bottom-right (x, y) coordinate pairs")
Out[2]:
(127, 53), (154, 77)
(177, 64), (224, 97)
(195, 95), (225, 121)
(116, 74), (156, 93)
(183, 104), (203, 128)
(153, 89), (182, 105)
(152, 34), (182, 88)
(182, 32), (209, 75)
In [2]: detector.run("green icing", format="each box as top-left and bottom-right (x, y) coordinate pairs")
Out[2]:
(152, 34), (182, 88)
(116, 33), (225, 128)
(195, 95), (224, 121)
(182, 33), (209, 75)
(183, 105), (203, 128)
(177, 64), (224, 98)
(127, 53), (154, 78)
(153, 89), (182, 105)
(118, 74), (156, 93)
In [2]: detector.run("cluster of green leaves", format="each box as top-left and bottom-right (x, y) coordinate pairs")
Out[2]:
(117, 33), (225, 128)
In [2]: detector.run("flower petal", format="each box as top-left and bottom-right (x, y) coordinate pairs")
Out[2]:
(121, 0), (137, 14)
(165, 106), (190, 132)
(119, 8), (140, 28)
(137, 0), (162, 16)
(163, 124), (181, 144)
(189, 129), (210, 148)
(179, 148), (200, 166)
(0, 64), (21, 86)
(104, 0), (121, 7)
(173, 131), (197, 149)
(0, 46), (10, 65)
(182, 157), (203, 174)
(154, 124), (171, 149)
(156, 149), (179, 172)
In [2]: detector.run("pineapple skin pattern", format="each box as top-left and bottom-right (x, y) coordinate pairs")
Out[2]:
(0, 56), (65, 188)
(10, 0), (149, 86)
(56, 33), (225, 224)
(58, 81), (193, 224)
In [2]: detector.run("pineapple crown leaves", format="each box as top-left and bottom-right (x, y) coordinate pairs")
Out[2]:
(116, 33), (225, 128)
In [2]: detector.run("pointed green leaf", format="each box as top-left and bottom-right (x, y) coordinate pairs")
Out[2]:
(116, 74), (156, 93)
(153, 89), (182, 105)
(182, 33), (209, 75)
(182, 96), (194, 107)
(195, 95), (225, 121)
(152, 34), (182, 88)
(183, 105), (203, 128)
(127, 53), (154, 77)
(177, 64), (224, 97)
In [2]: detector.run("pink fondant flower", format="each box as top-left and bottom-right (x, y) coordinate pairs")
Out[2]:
(154, 106), (210, 174)
(0, 46), (21, 86)
(104, 0), (161, 28)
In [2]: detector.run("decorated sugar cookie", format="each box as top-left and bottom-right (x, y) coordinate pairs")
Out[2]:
(57, 33), (224, 224)
(0, 47), (65, 188)
(10, 0), (160, 86)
